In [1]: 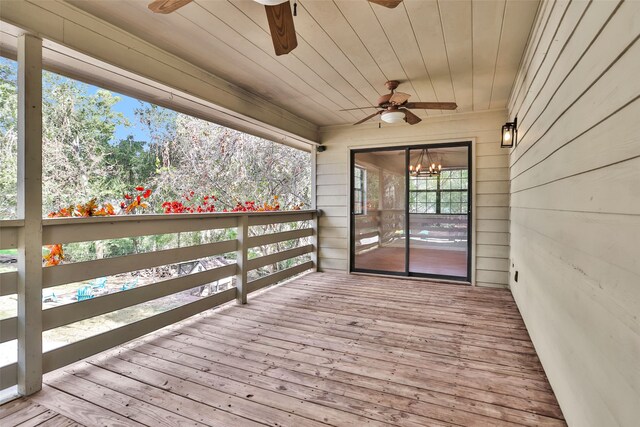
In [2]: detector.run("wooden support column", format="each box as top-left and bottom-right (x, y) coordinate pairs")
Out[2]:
(310, 146), (318, 271)
(16, 34), (43, 395)
(235, 215), (248, 304)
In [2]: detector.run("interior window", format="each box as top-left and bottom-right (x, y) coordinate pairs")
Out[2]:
(409, 169), (468, 214)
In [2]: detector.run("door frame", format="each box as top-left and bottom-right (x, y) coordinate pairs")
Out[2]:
(349, 141), (473, 283)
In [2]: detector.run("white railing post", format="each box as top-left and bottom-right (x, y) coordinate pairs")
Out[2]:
(312, 211), (319, 272)
(235, 215), (248, 304)
(16, 34), (43, 396)
(311, 146), (319, 272)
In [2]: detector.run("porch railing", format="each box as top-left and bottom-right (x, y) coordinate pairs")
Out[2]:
(0, 210), (318, 392)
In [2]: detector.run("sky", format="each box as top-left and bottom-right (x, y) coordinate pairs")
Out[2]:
(1, 56), (153, 144)
(86, 85), (153, 143)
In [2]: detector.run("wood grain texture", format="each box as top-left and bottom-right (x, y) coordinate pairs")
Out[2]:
(46, 0), (541, 126)
(507, 1), (640, 426)
(1, 272), (565, 427)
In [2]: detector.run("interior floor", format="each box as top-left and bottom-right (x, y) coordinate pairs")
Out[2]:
(354, 246), (468, 278)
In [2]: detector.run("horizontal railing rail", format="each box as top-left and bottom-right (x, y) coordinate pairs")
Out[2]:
(0, 210), (318, 391)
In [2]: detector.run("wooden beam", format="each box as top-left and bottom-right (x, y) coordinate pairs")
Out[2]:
(311, 147), (319, 272)
(247, 227), (313, 247)
(0, 363), (17, 390)
(42, 239), (237, 288)
(42, 263), (237, 331)
(0, 316), (17, 344)
(247, 261), (314, 294)
(42, 288), (236, 374)
(248, 212), (314, 226)
(0, 1), (319, 144)
(0, 271), (18, 296)
(0, 220), (21, 249)
(42, 215), (238, 245)
(235, 215), (248, 304)
(246, 244), (314, 271)
(16, 33), (43, 396)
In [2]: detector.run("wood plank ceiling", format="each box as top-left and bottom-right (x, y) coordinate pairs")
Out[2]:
(66, 0), (540, 127)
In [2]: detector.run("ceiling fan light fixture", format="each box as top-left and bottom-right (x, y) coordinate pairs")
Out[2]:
(254, 0), (288, 5)
(381, 110), (405, 124)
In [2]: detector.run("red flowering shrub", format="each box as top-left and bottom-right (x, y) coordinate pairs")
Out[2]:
(44, 186), (152, 266)
(162, 192), (218, 214)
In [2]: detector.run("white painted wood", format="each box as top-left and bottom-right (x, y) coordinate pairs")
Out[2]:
(0, 220), (21, 249)
(42, 215), (238, 245)
(38, 41), (317, 151)
(246, 245), (314, 272)
(0, 363), (17, 390)
(476, 207), (509, 220)
(0, 0), (319, 141)
(476, 257), (509, 272)
(311, 146), (319, 272)
(235, 215), (248, 305)
(490, 0), (540, 110)
(247, 212), (314, 226)
(507, 0), (640, 424)
(16, 33), (43, 396)
(247, 228), (313, 248)
(472, 0), (506, 111)
(42, 264), (237, 331)
(3, 0), (538, 128)
(42, 288), (236, 374)
(477, 244), (509, 259)
(513, 0), (633, 167)
(0, 316), (17, 344)
(311, 214), (319, 273)
(438, 0), (473, 112)
(42, 240), (237, 289)
(247, 261), (314, 294)
(0, 271), (18, 297)
(510, 0), (592, 124)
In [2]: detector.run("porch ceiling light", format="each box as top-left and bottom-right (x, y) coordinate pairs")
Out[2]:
(381, 110), (406, 124)
(501, 117), (517, 148)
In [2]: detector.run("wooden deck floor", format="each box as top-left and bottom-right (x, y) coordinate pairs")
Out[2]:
(1, 272), (565, 426)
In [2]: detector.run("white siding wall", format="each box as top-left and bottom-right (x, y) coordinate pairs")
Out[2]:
(507, 0), (640, 426)
(317, 109), (510, 287)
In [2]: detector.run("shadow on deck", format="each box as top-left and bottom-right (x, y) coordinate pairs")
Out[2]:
(0, 272), (565, 426)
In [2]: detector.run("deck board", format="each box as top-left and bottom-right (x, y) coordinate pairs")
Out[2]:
(1, 272), (565, 426)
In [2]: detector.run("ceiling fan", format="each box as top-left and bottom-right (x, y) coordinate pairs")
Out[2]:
(343, 81), (457, 126)
(148, 0), (404, 56)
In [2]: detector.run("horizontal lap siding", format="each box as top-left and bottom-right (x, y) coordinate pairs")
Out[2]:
(507, 1), (640, 426)
(316, 110), (510, 287)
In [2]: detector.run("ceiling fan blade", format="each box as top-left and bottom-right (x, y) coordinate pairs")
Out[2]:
(404, 102), (457, 110)
(389, 91), (411, 105)
(148, 0), (192, 14)
(353, 110), (383, 125)
(340, 106), (379, 111)
(264, 1), (298, 56)
(368, 0), (403, 8)
(403, 109), (422, 125)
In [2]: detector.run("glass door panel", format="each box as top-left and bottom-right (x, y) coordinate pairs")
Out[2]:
(408, 146), (469, 279)
(352, 149), (406, 273)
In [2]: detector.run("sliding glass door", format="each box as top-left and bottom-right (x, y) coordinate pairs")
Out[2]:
(350, 142), (471, 282)
(352, 148), (406, 273)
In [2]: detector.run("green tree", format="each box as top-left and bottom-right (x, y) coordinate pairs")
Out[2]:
(106, 136), (156, 195)
(41, 72), (128, 213)
(0, 59), (18, 219)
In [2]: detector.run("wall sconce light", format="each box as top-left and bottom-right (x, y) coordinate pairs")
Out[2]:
(501, 117), (517, 148)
